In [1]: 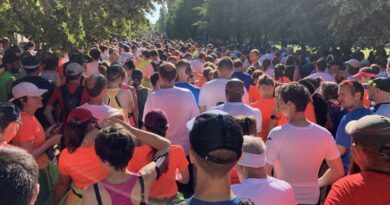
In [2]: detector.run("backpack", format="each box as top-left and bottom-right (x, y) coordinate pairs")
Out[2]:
(61, 85), (84, 118)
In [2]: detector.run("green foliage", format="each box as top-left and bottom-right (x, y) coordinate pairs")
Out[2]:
(159, 0), (390, 50)
(0, 0), (159, 47)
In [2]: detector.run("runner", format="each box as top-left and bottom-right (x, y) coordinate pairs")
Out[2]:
(0, 102), (21, 143)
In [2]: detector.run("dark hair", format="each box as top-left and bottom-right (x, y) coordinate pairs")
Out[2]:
(95, 124), (136, 171)
(150, 72), (160, 87)
(218, 57), (234, 71)
(89, 48), (101, 61)
(44, 54), (59, 71)
(85, 74), (107, 97)
(251, 70), (264, 83)
(0, 146), (38, 205)
(131, 69), (143, 88)
(258, 75), (275, 86)
(339, 80), (364, 100)
(0, 103), (20, 132)
(107, 65), (125, 82)
(285, 55), (296, 66)
(12, 96), (28, 111)
(21, 55), (40, 73)
(233, 60), (243, 68)
(234, 115), (257, 136)
(142, 49), (150, 58)
(316, 58), (327, 71)
(321, 82), (339, 100)
(63, 120), (91, 153)
(262, 59), (271, 69)
(69, 52), (85, 65)
(276, 82), (310, 112)
(23, 41), (35, 51)
(159, 62), (177, 82)
(150, 49), (158, 57)
(274, 64), (286, 80)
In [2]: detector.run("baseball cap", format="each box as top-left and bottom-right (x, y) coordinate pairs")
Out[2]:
(346, 115), (390, 153)
(9, 82), (47, 102)
(66, 108), (95, 124)
(368, 77), (390, 92)
(189, 113), (243, 164)
(65, 63), (84, 76)
(0, 102), (20, 124)
(353, 67), (377, 79)
(21, 55), (40, 71)
(345, 59), (361, 69)
(186, 109), (229, 131)
(144, 109), (168, 128)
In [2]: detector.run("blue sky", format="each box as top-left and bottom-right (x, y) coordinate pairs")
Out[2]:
(146, 2), (161, 24)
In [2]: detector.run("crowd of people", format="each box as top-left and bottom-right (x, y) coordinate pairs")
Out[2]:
(0, 37), (389, 205)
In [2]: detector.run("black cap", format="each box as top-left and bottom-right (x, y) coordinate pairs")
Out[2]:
(190, 113), (243, 164)
(368, 77), (390, 92)
(21, 55), (40, 71)
(0, 102), (20, 124)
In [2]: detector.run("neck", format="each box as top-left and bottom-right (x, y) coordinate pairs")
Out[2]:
(288, 111), (310, 126)
(160, 81), (174, 89)
(194, 171), (234, 202)
(108, 81), (120, 88)
(89, 97), (104, 105)
(348, 102), (365, 112)
(24, 108), (37, 115)
(107, 168), (130, 184)
(245, 167), (267, 179)
(177, 74), (189, 83)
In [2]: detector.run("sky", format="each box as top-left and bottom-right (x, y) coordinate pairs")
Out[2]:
(146, 2), (161, 24)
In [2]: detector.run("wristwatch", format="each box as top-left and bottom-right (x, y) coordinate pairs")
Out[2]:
(270, 115), (279, 121)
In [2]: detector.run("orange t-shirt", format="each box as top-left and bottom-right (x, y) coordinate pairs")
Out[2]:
(13, 112), (49, 169)
(250, 98), (276, 141)
(325, 171), (390, 205)
(275, 77), (291, 84)
(128, 145), (189, 198)
(363, 89), (371, 108)
(3, 122), (19, 143)
(278, 102), (317, 125)
(58, 147), (108, 188)
(248, 85), (262, 104)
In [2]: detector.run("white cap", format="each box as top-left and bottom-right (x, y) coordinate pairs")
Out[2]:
(237, 152), (266, 168)
(345, 59), (361, 69)
(9, 82), (47, 102)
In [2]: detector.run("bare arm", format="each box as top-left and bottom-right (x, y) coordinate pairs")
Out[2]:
(44, 105), (56, 126)
(178, 168), (190, 184)
(337, 145), (347, 156)
(53, 174), (72, 205)
(318, 157), (344, 188)
(19, 134), (62, 158)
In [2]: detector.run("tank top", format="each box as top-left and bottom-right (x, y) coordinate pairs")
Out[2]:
(101, 174), (138, 205)
(106, 88), (122, 109)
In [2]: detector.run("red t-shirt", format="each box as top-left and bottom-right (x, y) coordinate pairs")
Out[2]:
(248, 85), (261, 104)
(325, 171), (390, 205)
(250, 98), (276, 141)
(128, 145), (189, 198)
(47, 82), (89, 112)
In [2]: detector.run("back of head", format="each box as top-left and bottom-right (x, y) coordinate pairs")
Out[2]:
(234, 115), (257, 136)
(21, 55), (40, 73)
(316, 58), (327, 71)
(159, 62), (177, 82)
(276, 82), (310, 112)
(89, 48), (101, 61)
(218, 57), (234, 71)
(43, 54), (59, 71)
(85, 74), (107, 97)
(0, 146), (38, 205)
(274, 64), (286, 79)
(95, 124), (136, 171)
(131, 69), (143, 87)
(176, 60), (192, 76)
(144, 109), (168, 137)
(226, 79), (245, 102)
(321, 82), (339, 101)
(107, 65), (125, 82)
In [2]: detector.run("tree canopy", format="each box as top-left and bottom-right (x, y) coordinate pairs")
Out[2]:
(156, 0), (390, 50)
(0, 0), (161, 47)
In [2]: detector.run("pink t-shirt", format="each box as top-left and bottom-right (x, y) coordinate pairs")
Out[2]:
(265, 123), (340, 204)
(143, 87), (199, 154)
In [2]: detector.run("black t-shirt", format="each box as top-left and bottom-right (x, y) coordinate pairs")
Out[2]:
(12, 76), (55, 128)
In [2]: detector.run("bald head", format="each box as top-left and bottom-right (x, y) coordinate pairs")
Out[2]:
(226, 79), (244, 102)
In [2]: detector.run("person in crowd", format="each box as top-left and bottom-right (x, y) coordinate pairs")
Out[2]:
(213, 79), (262, 134)
(0, 146), (40, 205)
(78, 74), (118, 124)
(10, 82), (63, 205)
(0, 50), (20, 102)
(175, 60), (200, 103)
(374, 56), (388, 78)
(119, 45), (132, 65)
(53, 108), (108, 205)
(105, 65), (135, 123)
(232, 136), (297, 205)
(12, 55), (55, 128)
(137, 49), (154, 87)
(352, 66), (377, 83)
(128, 109), (189, 204)
(45, 62), (89, 125)
(143, 62), (199, 155)
(81, 120), (171, 205)
(367, 77), (390, 117)
(190, 52), (206, 85)
(231, 59), (252, 91)
(274, 64), (291, 83)
(336, 80), (373, 174)
(187, 113), (254, 204)
(342, 59), (361, 80)
(307, 58), (336, 82)
(321, 82), (347, 137)
(325, 115), (390, 205)
(248, 49), (262, 70)
(123, 60), (136, 85)
(150, 72), (160, 92)
(41, 53), (61, 87)
(233, 116), (258, 136)
(248, 70), (264, 103)
(262, 59), (274, 77)
(150, 49), (163, 72)
(86, 48), (101, 77)
(265, 83), (344, 205)
(0, 102), (21, 143)
(131, 69), (150, 127)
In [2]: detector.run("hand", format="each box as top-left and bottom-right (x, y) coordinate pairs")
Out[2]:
(46, 123), (62, 137)
(48, 134), (62, 146)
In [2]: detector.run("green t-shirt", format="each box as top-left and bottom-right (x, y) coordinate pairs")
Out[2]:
(0, 71), (15, 102)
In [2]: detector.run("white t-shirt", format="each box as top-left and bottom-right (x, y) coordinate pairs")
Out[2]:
(190, 59), (204, 74)
(85, 61), (100, 77)
(143, 87), (199, 154)
(232, 177), (297, 205)
(307, 71), (336, 82)
(198, 79), (249, 111)
(213, 102), (262, 133)
(78, 103), (118, 124)
(265, 123), (340, 204)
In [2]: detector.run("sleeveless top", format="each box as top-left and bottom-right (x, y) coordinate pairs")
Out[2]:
(101, 174), (138, 205)
(106, 88), (122, 109)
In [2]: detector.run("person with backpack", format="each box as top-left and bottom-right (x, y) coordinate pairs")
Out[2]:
(44, 62), (89, 125)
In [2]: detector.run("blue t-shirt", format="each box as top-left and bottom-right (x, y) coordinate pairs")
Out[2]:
(175, 82), (200, 104)
(335, 108), (373, 174)
(231, 72), (253, 91)
(189, 197), (249, 205)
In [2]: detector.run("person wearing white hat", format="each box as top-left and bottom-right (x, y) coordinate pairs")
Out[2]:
(232, 136), (297, 205)
(10, 81), (63, 205)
